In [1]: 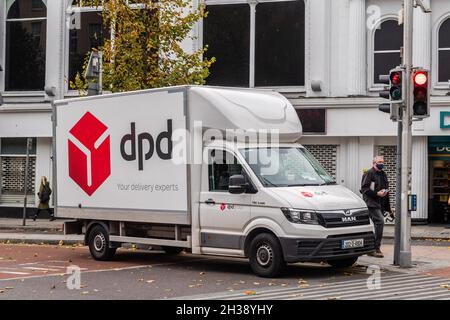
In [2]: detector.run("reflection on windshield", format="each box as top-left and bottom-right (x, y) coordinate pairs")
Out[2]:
(240, 147), (336, 188)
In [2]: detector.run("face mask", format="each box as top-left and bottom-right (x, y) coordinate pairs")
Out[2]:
(376, 163), (384, 170)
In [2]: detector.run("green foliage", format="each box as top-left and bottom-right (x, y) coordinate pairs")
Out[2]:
(71, 0), (215, 94)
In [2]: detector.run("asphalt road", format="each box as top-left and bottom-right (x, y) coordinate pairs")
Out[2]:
(0, 241), (449, 300)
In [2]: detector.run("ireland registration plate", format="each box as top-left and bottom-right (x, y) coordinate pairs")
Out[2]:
(341, 239), (364, 249)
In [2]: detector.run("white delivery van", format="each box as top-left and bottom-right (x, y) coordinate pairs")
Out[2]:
(53, 86), (375, 277)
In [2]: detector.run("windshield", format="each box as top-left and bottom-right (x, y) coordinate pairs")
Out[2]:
(240, 147), (336, 187)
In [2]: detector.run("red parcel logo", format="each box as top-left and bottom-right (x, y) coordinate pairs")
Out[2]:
(68, 112), (111, 196)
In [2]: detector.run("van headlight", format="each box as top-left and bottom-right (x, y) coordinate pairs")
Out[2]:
(281, 208), (319, 225)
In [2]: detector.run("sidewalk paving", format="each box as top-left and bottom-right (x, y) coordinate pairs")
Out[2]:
(383, 224), (450, 240)
(0, 218), (449, 244)
(0, 218), (66, 234)
(0, 218), (82, 244)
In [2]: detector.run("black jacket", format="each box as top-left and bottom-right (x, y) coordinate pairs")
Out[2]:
(360, 167), (392, 212)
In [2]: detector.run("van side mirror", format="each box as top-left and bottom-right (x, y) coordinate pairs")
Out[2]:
(228, 174), (248, 194)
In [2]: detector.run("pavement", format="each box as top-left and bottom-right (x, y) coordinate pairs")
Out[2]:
(383, 223), (450, 240)
(0, 218), (82, 245)
(0, 218), (449, 243)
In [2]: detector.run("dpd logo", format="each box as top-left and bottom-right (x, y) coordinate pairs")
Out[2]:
(68, 112), (111, 196)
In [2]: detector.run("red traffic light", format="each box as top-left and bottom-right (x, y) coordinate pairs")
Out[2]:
(391, 72), (401, 86)
(413, 71), (428, 86)
(412, 70), (429, 118)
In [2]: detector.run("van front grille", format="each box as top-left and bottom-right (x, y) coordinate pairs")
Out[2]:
(317, 209), (371, 228)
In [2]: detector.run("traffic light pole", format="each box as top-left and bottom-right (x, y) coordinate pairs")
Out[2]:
(398, 0), (414, 268)
(394, 111), (402, 266)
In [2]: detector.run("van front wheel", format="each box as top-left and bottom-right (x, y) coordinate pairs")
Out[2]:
(249, 233), (285, 278)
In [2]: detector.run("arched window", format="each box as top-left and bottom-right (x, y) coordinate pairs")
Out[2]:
(5, 0), (47, 91)
(373, 20), (403, 84)
(438, 18), (450, 83)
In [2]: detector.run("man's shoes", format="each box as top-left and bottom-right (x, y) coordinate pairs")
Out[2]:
(32, 215), (37, 222)
(49, 216), (56, 222)
(367, 249), (384, 258)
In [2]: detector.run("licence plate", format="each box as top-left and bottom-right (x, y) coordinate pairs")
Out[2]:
(341, 239), (364, 249)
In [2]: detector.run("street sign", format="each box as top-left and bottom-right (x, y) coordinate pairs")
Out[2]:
(408, 194), (417, 212)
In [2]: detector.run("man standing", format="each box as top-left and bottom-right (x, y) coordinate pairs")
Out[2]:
(361, 156), (393, 258)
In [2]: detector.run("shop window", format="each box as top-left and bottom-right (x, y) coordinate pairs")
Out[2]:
(296, 109), (326, 134)
(0, 138), (37, 155)
(203, 0), (305, 88)
(5, 0), (47, 91)
(438, 18), (450, 83)
(255, 1), (305, 87)
(373, 20), (403, 84)
(203, 4), (250, 87)
(0, 138), (36, 198)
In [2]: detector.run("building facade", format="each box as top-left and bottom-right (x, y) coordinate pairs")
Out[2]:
(199, 0), (450, 224)
(0, 0), (450, 223)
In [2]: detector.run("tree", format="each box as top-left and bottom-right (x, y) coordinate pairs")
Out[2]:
(71, 0), (215, 93)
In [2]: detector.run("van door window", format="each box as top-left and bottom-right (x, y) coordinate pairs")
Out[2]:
(208, 150), (244, 192)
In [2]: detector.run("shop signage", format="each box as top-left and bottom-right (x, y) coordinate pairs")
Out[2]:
(440, 111), (450, 129)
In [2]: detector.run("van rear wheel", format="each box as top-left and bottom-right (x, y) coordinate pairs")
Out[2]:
(327, 257), (358, 268)
(249, 233), (285, 278)
(88, 225), (116, 261)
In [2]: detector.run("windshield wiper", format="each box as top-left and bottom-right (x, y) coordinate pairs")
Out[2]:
(319, 181), (337, 186)
(287, 183), (321, 187)
(261, 176), (279, 187)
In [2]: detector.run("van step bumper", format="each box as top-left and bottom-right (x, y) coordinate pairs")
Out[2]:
(280, 232), (375, 263)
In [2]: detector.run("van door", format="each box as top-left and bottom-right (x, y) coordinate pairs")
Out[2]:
(199, 148), (252, 250)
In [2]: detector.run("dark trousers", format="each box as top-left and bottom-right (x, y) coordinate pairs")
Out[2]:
(368, 208), (384, 250)
(34, 208), (54, 219)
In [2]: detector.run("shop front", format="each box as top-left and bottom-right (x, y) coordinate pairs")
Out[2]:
(428, 136), (450, 223)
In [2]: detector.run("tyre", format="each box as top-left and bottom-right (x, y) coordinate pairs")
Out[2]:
(161, 246), (184, 255)
(327, 257), (358, 268)
(249, 233), (285, 278)
(88, 225), (117, 261)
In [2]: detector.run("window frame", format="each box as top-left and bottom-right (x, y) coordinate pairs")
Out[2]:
(205, 147), (257, 194)
(367, 15), (402, 93)
(200, 0), (306, 92)
(65, 1), (148, 94)
(2, 0), (48, 94)
(433, 14), (450, 90)
(65, 2), (105, 94)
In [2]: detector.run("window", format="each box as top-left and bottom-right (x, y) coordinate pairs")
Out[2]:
(438, 18), (450, 83)
(68, 4), (108, 85)
(255, 1), (305, 86)
(208, 150), (244, 192)
(203, 5), (250, 87)
(5, 0), (47, 91)
(31, 0), (45, 10)
(0, 138), (37, 155)
(373, 20), (403, 84)
(296, 109), (326, 134)
(203, 0), (305, 88)
(240, 148), (335, 188)
(0, 138), (37, 197)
